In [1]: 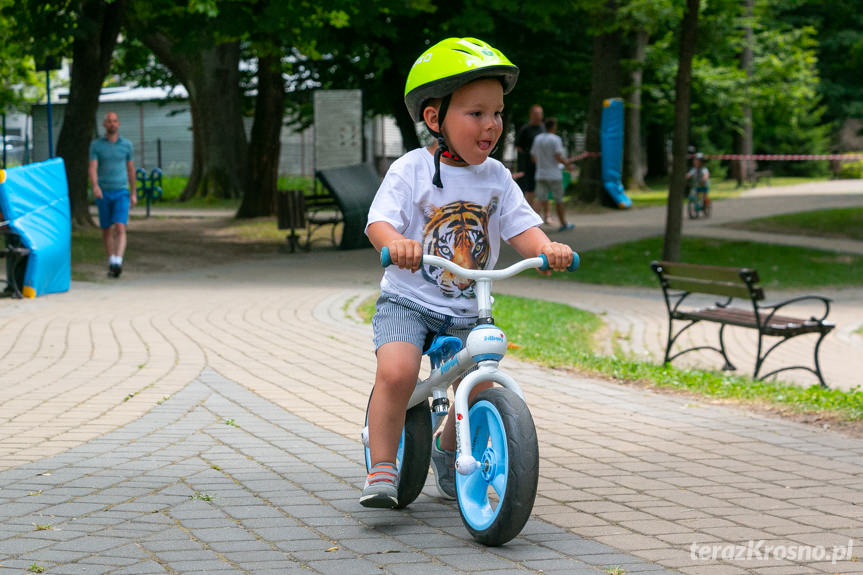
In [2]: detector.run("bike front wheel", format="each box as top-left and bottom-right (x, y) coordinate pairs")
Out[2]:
(364, 391), (432, 509)
(687, 195), (698, 219)
(456, 387), (538, 546)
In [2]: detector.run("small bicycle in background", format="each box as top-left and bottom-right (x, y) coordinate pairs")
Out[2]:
(687, 185), (711, 219)
(361, 247), (579, 546)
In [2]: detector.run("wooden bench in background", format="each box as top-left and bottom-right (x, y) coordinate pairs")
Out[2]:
(650, 260), (834, 387)
(276, 163), (379, 252)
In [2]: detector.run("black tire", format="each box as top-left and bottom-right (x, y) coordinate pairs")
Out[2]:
(456, 388), (538, 546)
(687, 196), (698, 219)
(364, 390), (432, 509)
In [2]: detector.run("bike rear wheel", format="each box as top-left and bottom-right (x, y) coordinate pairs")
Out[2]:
(456, 387), (538, 546)
(364, 391), (432, 509)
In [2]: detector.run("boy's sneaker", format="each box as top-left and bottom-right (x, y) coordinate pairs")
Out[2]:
(558, 223), (574, 232)
(360, 462), (398, 508)
(108, 263), (120, 278)
(430, 437), (456, 499)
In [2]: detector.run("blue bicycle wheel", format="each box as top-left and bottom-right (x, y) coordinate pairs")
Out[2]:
(456, 388), (538, 546)
(364, 390), (431, 509)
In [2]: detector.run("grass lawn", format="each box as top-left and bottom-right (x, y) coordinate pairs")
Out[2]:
(70, 226), (107, 281)
(356, 293), (863, 424)
(624, 176), (829, 209)
(149, 175), (316, 211)
(528, 236), (863, 290)
(725, 207), (863, 242)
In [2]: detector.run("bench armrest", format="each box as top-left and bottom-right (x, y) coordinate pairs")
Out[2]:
(760, 295), (831, 323)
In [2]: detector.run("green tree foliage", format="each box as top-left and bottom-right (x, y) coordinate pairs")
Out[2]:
(777, 0), (863, 127)
(641, 0), (828, 178)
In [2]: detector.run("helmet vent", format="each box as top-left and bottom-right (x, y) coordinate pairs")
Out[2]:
(452, 49), (472, 55)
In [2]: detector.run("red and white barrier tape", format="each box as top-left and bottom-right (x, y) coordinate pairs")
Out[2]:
(698, 154), (863, 161)
(571, 152), (863, 161)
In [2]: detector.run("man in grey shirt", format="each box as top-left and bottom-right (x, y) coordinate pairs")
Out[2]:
(530, 117), (575, 232)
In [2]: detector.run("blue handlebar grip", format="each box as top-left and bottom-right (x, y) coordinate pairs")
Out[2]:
(538, 252), (580, 272)
(380, 247), (393, 268)
(538, 254), (550, 271)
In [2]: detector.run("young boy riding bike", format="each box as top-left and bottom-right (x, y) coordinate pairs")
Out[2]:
(361, 37), (575, 508)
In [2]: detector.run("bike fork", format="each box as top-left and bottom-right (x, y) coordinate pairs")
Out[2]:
(453, 362), (524, 476)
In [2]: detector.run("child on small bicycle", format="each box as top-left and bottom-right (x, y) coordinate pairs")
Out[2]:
(361, 37), (574, 508)
(687, 152), (710, 205)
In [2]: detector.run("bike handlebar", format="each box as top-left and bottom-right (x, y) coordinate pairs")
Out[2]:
(380, 246), (579, 278)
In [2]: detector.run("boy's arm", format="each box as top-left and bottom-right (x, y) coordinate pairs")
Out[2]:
(367, 221), (422, 272)
(508, 226), (573, 271)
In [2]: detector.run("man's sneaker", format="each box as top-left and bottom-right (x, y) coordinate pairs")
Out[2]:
(430, 437), (456, 500)
(558, 223), (575, 232)
(114, 263), (123, 278)
(108, 263), (119, 278)
(359, 462), (398, 508)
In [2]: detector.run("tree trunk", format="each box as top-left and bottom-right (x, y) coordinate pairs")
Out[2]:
(625, 29), (649, 190)
(645, 121), (667, 179)
(180, 98), (203, 201)
(389, 86), (420, 152)
(237, 52), (285, 218)
(576, 0), (622, 205)
(55, 0), (125, 227)
(662, 0), (700, 262)
(739, 0), (754, 185)
(141, 33), (246, 200)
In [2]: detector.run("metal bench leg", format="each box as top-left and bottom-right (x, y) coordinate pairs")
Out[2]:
(718, 323), (736, 371)
(813, 330), (829, 388)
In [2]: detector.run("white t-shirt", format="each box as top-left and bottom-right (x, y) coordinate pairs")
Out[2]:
(366, 148), (542, 317)
(530, 133), (566, 180)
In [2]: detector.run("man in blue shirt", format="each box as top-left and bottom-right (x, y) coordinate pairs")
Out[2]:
(89, 112), (137, 278)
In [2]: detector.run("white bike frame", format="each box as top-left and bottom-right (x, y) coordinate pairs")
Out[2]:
(401, 254), (546, 477)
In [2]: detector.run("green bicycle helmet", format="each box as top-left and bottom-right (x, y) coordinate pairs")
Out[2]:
(405, 37), (519, 124)
(404, 38), (519, 187)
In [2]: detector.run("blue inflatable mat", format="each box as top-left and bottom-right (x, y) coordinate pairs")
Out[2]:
(0, 158), (71, 297)
(600, 98), (632, 209)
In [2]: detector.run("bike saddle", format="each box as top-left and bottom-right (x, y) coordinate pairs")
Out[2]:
(423, 335), (463, 364)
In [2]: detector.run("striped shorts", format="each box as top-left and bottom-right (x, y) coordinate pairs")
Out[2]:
(372, 292), (477, 352)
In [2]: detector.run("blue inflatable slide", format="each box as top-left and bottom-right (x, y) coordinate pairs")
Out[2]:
(600, 98), (632, 209)
(0, 158), (71, 298)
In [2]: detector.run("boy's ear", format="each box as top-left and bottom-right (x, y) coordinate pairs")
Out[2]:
(422, 105), (440, 133)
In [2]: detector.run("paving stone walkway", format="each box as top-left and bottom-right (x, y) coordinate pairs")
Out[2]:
(0, 370), (664, 575)
(2, 180), (863, 574)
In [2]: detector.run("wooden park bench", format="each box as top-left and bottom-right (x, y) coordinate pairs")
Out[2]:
(0, 226), (31, 299)
(746, 163), (773, 187)
(650, 260), (834, 387)
(276, 163), (379, 252)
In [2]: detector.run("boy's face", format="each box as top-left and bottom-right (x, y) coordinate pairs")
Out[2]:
(428, 78), (504, 166)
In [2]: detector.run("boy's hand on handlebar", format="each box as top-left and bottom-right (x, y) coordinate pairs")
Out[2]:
(540, 242), (573, 272)
(387, 239), (423, 272)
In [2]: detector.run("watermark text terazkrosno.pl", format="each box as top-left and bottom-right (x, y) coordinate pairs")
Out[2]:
(690, 540), (854, 564)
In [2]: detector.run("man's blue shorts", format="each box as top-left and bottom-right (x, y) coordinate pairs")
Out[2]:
(96, 189), (130, 229)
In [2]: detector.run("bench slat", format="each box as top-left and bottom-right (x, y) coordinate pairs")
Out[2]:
(663, 276), (757, 300)
(655, 261), (759, 284)
(674, 306), (833, 336)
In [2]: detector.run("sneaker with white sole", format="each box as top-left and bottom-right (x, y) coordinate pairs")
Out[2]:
(359, 462), (398, 508)
(430, 437), (456, 500)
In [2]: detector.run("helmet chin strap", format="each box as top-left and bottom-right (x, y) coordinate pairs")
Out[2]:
(427, 94), (464, 188)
